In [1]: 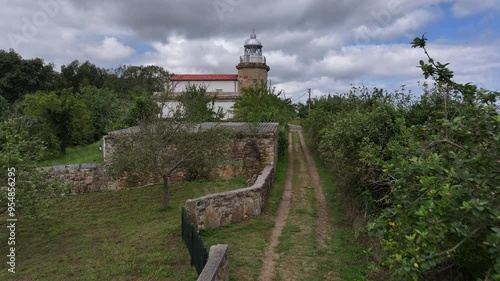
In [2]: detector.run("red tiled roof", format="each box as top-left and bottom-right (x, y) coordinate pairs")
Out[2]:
(169, 74), (238, 81)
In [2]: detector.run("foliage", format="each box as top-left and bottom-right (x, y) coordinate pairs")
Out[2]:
(77, 86), (127, 140)
(0, 119), (61, 217)
(0, 95), (10, 121)
(126, 94), (161, 126)
(277, 126), (289, 158)
(177, 84), (224, 122)
(303, 35), (499, 280)
(233, 83), (295, 125)
(105, 65), (170, 97)
(294, 102), (309, 119)
(233, 83), (294, 157)
(60, 60), (109, 93)
(0, 49), (60, 104)
(20, 90), (94, 153)
(106, 118), (231, 209)
(39, 140), (103, 167)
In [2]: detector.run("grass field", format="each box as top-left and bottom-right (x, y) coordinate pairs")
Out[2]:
(39, 140), (104, 167)
(0, 178), (246, 281)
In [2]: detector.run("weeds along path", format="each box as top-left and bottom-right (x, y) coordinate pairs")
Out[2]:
(258, 131), (294, 281)
(298, 130), (330, 248)
(258, 127), (335, 281)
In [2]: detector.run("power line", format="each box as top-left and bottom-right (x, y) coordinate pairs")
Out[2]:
(291, 91), (309, 103)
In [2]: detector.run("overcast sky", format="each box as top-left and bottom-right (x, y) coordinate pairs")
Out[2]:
(2, 0), (499, 102)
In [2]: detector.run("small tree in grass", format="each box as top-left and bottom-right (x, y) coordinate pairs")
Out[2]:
(106, 90), (231, 209)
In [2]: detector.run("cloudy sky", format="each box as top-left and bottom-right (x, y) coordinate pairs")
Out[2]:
(2, 0), (499, 102)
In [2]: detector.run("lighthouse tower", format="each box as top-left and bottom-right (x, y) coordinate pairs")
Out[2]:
(236, 31), (270, 91)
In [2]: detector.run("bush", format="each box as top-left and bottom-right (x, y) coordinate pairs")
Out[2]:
(303, 35), (500, 280)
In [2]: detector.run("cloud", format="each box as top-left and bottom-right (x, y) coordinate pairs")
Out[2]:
(85, 37), (135, 62)
(0, 0), (498, 102)
(450, 0), (499, 17)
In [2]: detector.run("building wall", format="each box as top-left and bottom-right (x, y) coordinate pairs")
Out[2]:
(174, 80), (237, 93)
(158, 101), (234, 120)
(236, 63), (269, 91)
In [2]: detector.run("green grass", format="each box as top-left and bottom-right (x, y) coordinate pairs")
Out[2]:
(39, 140), (104, 167)
(0, 178), (246, 281)
(305, 133), (367, 280)
(288, 119), (303, 126)
(275, 224), (301, 253)
(201, 147), (288, 281)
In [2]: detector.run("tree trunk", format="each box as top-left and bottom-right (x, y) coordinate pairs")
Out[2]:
(161, 175), (169, 209)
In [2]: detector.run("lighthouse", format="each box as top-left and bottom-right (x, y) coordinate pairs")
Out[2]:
(236, 31), (270, 91)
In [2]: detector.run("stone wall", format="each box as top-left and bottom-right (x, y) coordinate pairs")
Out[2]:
(185, 165), (273, 230)
(42, 164), (164, 194)
(104, 126), (278, 182)
(42, 164), (106, 194)
(215, 132), (277, 179)
(197, 244), (229, 281)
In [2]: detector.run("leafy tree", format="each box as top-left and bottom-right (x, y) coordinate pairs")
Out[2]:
(177, 84), (224, 122)
(126, 95), (161, 126)
(0, 118), (61, 217)
(367, 34), (500, 280)
(60, 60), (108, 93)
(0, 95), (10, 121)
(77, 86), (125, 140)
(106, 115), (231, 209)
(304, 34), (499, 280)
(105, 65), (170, 97)
(233, 83), (294, 157)
(294, 102), (309, 119)
(0, 49), (60, 103)
(20, 90), (94, 152)
(233, 83), (295, 125)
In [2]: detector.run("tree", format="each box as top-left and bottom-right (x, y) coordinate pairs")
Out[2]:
(105, 65), (170, 97)
(0, 95), (10, 121)
(77, 86), (125, 140)
(177, 84), (224, 121)
(106, 112), (230, 209)
(126, 95), (161, 126)
(0, 49), (60, 104)
(294, 102), (309, 119)
(233, 83), (294, 157)
(232, 83), (295, 125)
(60, 60), (108, 93)
(20, 90), (94, 152)
(0, 118), (61, 217)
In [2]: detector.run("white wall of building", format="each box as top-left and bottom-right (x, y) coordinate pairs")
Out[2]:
(214, 101), (234, 119)
(159, 101), (235, 120)
(174, 80), (237, 93)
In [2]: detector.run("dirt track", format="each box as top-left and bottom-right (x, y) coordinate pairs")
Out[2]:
(258, 126), (331, 281)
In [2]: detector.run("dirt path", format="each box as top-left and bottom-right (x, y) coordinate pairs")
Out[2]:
(298, 131), (330, 248)
(257, 132), (294, 281)
(258, 126), (332, 280)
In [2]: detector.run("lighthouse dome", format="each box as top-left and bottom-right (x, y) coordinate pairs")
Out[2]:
(244, 31), (262, 47)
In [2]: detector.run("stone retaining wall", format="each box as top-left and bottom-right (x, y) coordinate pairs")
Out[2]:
(42, 164), (106, 194)
(42, 164), (163, 194)
(197, 244), (229, 281)
(185, 165), (274, 230)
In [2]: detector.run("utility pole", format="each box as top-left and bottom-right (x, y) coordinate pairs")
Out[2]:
(308, 88), (311, 115)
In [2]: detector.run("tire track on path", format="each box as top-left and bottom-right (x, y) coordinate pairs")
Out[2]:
(257, 131), (294, 281)
(298, 130), (330, 248)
